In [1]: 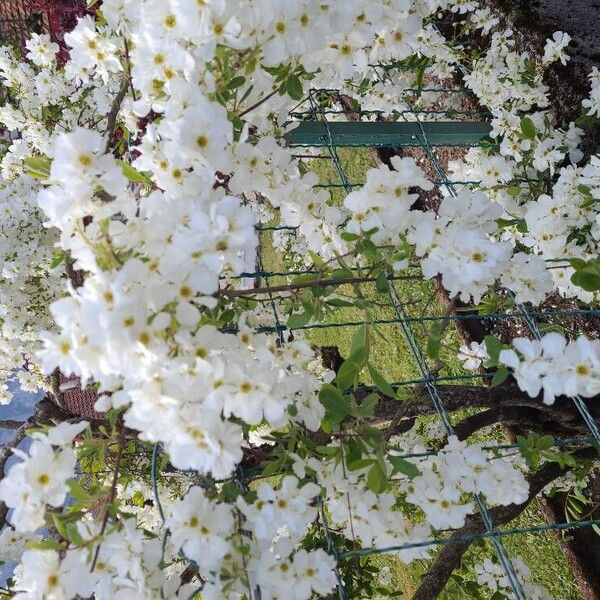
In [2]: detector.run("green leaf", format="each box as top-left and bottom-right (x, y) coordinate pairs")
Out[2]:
(65, 522), (84, 546)
(27, 539), (62, 551)
(308, 250), (327, 269)
(571, 269), (600, 292)
(520, 116), (536, 140)
(538, 435), (554, 450)
(367, 462), (387, 494)
(315, 444), (341, 457)
(51, 514), (68, 540)
(24, 155), (51, 179)
(491, 365), (509, 387)
(67, 479), (90, 502)
(389, 455), (420, 478)
(326, 298), (354, 308)
(426, 323), (443, 359)
(349, 323), (370, 365)
(484, 334), (507, 367)
(507, 186), (522, 198)
(287, 311), (311, 329)
(367, 363), (396, 398)
(226, 76), (246, 91)
(117, 160), (152, 185)
(570, 258), (588, 271)
(347, 458), (375, 471)
(335, 358), (361, 391)
(375, 270), (390, 293)
(286, 75), (303, 100)
(319, 384), (352, 423)
(356, 392), (379, 418)
(50, 250), (68, 269)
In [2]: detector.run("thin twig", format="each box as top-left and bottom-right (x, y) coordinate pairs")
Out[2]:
(239, 89), (278, 118)
(122, 37), (138, 102)
(90, 426), (126, 572)
(219, 274), (419, 299)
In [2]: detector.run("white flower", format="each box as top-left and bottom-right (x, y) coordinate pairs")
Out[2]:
(458, 341), (488, 371)
(500, 253), (554, 306)
(166, 486), (235, 572)
(0, 435), (77, 531)
(25, 33), (59, 67)
(543, 31), (571, 65)
(13, 549), (93, 599)
(238, 476), (320, 542)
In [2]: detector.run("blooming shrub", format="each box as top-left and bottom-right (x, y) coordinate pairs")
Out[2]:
(0, 0), (598, 598)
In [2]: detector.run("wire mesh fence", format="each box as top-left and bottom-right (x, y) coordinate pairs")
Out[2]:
(231, 84), (600, 599)
(0, 0), (86, 50)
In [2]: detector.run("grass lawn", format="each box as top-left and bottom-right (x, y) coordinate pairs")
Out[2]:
(258, 147), (580, 599)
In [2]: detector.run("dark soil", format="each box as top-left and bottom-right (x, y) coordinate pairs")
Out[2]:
(484, 0), (600, 152)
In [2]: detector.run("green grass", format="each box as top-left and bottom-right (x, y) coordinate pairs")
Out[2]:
(258, 147), (581, 599)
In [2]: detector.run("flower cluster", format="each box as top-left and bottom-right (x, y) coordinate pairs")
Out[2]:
(166, 480), (337, 599)
(0, 421), (87, 531)
(475, 556), (552, 600)
(499, 333), (600, 404)
(294, 435), (528, 560)
(343, 156), (432, 245)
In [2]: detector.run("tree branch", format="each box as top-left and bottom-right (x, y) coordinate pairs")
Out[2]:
(452, 406), (581, 441)
(104, 80), (129, 153)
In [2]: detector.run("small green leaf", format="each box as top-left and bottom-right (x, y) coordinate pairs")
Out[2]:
(226, 76), (246, 90)
(117, 160), (152, 185)
(326, 298), (354, 308)
(24, 155), (51, 179)
(287, 311), (311, 329)
(286, 75), (303, 100)
(27, 539), (62, 551)
(484, 334), (508, 367)
(51, 514), (68, 540)
(507, 186), (522, 198)
(347, 458), (375, 471)
(520, 116), (536, 140)
(389, 455), (420, 478)
(349, 323), (370, 364)
(356, 392), (379, 417)
(367, 363), (396, 398)
(491, 365), (509, 387)
(426, 323), (443, 360)
(367, 462), (387, 494)
(335, 358), (361, 391)
(319, 384), (352, 423)
(308, 250), (327, 269)
(571, 269), (600, 292)
(50, 250), (68, 269)
(375, 270), (390, 293)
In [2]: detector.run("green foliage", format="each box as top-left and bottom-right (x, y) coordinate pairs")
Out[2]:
(24, 155), (51, 179)
(516, 433), (577, 469)
(520, 116), (536, 140)
(570, 256), (600, 292)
